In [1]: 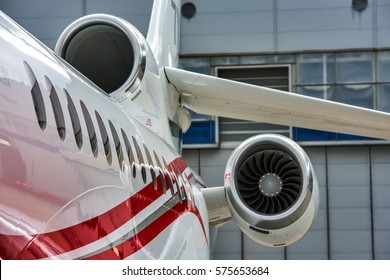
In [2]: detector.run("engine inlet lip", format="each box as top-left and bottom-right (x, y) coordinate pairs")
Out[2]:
(225, 134), (315, 229)
(55, 14), (148, 101)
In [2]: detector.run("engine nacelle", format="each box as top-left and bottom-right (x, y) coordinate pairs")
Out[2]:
(224, 134), (319, 247)
(55, 14), (148, 101)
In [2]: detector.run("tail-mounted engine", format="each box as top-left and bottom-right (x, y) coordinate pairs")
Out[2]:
(55, 14), (148, 101)
(202, 134), (319, 248)
(225, 134), (319, 247)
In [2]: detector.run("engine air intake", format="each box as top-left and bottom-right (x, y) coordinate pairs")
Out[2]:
(238, 149), (301, 214)
(224, 134), (319, 247)
(55, 14), (147, 100)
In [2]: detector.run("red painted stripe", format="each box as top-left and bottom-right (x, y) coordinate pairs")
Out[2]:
(16, 181), (164, 259)
(84, 200), (206, 259)
(0, 234), (32, 260)
(0, 157), (206, 259)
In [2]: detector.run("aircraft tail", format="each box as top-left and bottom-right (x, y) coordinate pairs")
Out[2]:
(147, 0), (181, 68)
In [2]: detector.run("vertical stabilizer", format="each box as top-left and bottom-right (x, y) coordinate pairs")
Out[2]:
(147, 0), (181, 68)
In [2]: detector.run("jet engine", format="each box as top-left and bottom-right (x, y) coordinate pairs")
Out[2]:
(55, 14), (148, 100)
(224, 134), (319, 247)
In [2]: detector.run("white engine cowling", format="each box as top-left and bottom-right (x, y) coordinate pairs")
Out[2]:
(55, 14), (148, 101)
(224, 134), (319, 247)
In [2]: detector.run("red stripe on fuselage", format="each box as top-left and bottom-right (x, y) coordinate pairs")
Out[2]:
(0, 157), (206, 259)
(84, 199), (205, 259)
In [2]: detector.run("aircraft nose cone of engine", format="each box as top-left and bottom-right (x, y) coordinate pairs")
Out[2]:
(258, 173), (282, 197)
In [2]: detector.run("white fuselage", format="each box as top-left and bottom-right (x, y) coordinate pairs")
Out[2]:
(0, 11), (209, 260)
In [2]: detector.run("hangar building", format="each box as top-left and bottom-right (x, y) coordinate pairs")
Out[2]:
(1, 0), (389, 259)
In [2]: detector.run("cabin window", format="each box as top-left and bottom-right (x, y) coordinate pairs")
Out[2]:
(153, 150), (162, 168)
(173, 172), (182, 201)
(65, 90), (83, 149)
(132, 163), (137, 179)
(120, 129), (139, 178)
(143, 144), (153, 166)
(109, 120), (124, 169)
(140, 164), (147, 184)
(46, 77), (66, 140)
(158, 168), (167, 194)
(121, 129), (135, 164)
(80, 101), (98, 157)
(95, 111), (112, 165)
(24, 62), (46, 131)
(132, 136), (144, 164)
(150, 166), (157, 190)
(166, 170), (175, 197)
(162, 157), (168, 169)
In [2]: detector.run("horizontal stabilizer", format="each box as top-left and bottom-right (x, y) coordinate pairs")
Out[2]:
(165, 67), (390, 140)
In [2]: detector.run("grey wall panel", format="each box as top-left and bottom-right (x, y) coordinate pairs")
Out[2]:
(212, 221), (242, 260)
(326, 146), (370, 163)
(181, 0), (389, 54)
(287, 230), (328, 259)
(0, 0), (152, 50)
(191, 0), (274, 13)
(181, 33), (274, 55)
(16, 18), (77, 41)
(180, 0), (274, 54)
(277, 9), (373, 32)
(85, 0), (152, 36)
(183, 13), (274, 35)
(377, 0), (390, 47)
(305, 148), (327, 211)
(4, 0), (389, 54)
(331, 209), (371, 230)
(0, 0), (83, 18)
(375, 230), (390, 259)
(371, 146), (390, 259)
(278, 29), (374, 52)
(287, 147), (328, 259)
(86, 0), (153, 15)
(329, 185), (371, 208)
(0, 0), (84, 49)
(287, 207), (328, 259)
(243, 237), (285, 260)
(331, 231), (373, 259)
(181, 149), (200, 174)
(277, 0), (352, 10)
(327, 147), (372, 259)
(199, 149), (231, 187)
